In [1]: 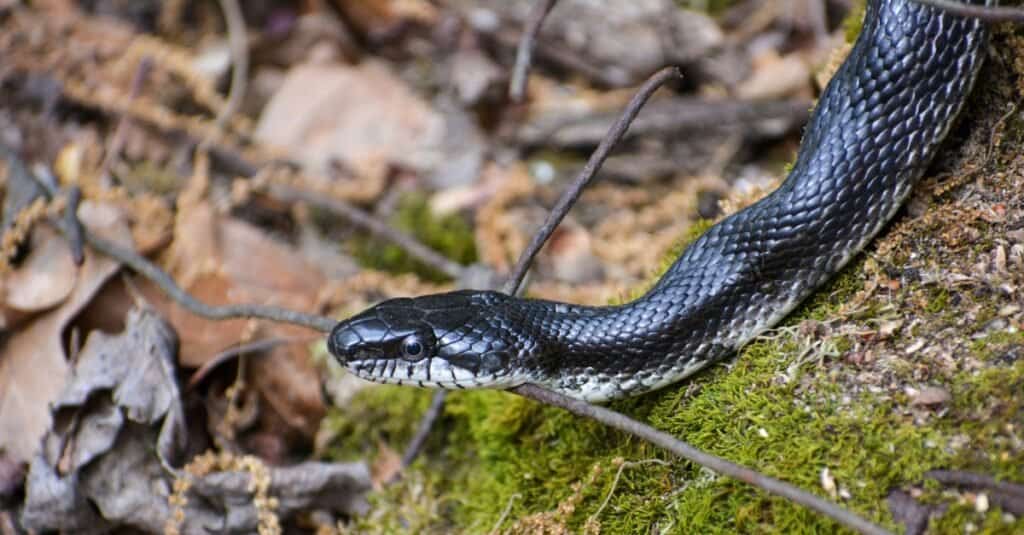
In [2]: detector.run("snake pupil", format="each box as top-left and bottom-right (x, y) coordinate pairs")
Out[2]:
(402, 338), (423, 358)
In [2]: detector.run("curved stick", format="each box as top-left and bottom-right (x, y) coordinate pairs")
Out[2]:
(509, 0), (559, 102)
(511, 383), (892, 535)
(503, 66), (681, 295)
(84, 231), (336, 333)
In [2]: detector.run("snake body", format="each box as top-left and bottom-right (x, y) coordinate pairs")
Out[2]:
(329, 0), (989, 401)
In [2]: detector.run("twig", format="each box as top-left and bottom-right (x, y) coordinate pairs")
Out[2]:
(267, 184), (466, 280)
(489, 493), (522, 535)
(61, 186), (84, 265)
(83, 231), (336, 332)
(187, 337), (311, 389)
(509, 0), (558, 103)
(509, 383), (891, 535)
(588, 458), (669, 526)
(386, 390), (448, 485)
(489, 24), (632, 88)
(925, 470), (1024, 498)
(912, 0), (1024, 22)
(24, 151), (332, 331)
(97, 56), (152, 182)
(203, 0), (248, 148)
(503, 66), (681, 295)
(925, 470), (1024, 514)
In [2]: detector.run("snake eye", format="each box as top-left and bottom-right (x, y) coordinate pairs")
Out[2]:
(401, 335), (425, 360)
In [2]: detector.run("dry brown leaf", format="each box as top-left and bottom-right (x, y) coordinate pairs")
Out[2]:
(255, 61), (445, 179)
(0, 225), (77, 325)
(330, 0), (438, 35)
(544, 222), (604, 284)
(51, 308), (186, 466)
(20, 306), (370, 533)
(141, 200), (328, 437)
(736, 51), (812, 100)
(0, 201), (133, 465)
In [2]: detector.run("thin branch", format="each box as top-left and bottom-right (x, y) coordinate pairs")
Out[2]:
(98, 56), (152, 181)
(925, 470), (1024, 498)
(925, 470), (1024, 514)
(509, 0), (558, 103)
(21, 155), (336, 334)
(62, 186), (84, 265)
(912, 0), (1024, 22)
(203, 0), (248, 148)
(489, 493), (522, 535)
(386, 390), (448, 485)
(267, 184), (466, 280)
(509, 383), (891, 535)
(503, 66), (681, 295)
(83, 231), (336, 332)
(187, 337), (311, 389)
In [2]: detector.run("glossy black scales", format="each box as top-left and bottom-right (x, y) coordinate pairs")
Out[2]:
(329, 0), (989, 401)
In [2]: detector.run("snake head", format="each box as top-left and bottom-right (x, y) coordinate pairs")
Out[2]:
(328, 290), (530, 389)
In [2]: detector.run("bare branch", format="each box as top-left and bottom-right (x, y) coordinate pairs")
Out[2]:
(267, 184), (466, 281)
(912, 0), (1024, 22)
(98, 57), (152, 181)
(504, 66), (681, 295)
(510, 383), (892, 535)
(187, 337), (311, 389)
(203, 0), (248, 148)
(387, 390), (448, 485)
(62, 186), (84, 265)
(83, 231), (336, 333)
(509, 0), (558, 103)
(925, 470), (1024, 515)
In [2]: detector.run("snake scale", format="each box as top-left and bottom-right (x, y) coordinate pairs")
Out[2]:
(329, 0), (990, 401)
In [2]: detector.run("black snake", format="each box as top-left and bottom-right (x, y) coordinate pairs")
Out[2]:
(328, 0), (990, 401)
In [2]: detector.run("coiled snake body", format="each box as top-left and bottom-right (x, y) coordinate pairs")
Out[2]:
(329, 0), (989, 401)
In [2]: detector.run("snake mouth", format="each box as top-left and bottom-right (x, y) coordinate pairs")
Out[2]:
(345, 356), (522, 390)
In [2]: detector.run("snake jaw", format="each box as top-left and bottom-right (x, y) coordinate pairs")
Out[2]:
(344, 355), (524, 390)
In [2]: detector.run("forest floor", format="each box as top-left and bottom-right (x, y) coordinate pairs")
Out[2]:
(0, 1), (1021, 534)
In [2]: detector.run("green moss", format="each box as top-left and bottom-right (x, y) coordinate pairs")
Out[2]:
(320, 385), (437, 461)
(843, 0), (868, 44)
(351, 193), (476, 282)
(970, 329), (1024, 360)
(926, 288), (950, 314)
(437, 320), (1022, 533)
(675, 0), (741, 16)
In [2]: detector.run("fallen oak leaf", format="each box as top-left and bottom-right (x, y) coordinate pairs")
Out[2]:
(141, 200), (327, 438)
(52, 307), (186, 465)
(0, 201), (133, 465)
(0, 225), (77, 324)
(22, 307), (185, 532)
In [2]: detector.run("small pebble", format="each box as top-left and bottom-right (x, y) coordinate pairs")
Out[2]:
(975, 493), (989, 513)
(910, 386), (951, 406)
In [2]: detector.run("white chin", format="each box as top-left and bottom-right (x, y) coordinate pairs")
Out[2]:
(347, 358), (522, 390)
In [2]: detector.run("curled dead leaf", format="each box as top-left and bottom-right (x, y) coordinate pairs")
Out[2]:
(0, 201), (132, 465)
